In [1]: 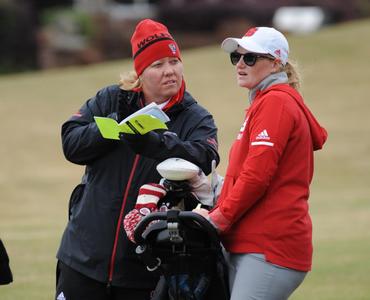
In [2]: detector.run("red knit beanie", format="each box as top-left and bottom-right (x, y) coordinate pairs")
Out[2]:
(131, 19), (181, 76)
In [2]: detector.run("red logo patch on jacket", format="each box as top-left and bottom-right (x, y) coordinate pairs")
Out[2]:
(72, 110), (82, 117)
(207, 137), (218, 149)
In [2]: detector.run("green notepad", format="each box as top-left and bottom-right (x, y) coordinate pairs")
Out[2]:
(94, 114), (168, 140)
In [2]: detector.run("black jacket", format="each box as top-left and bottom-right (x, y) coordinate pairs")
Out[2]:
(57, 85), (219, 288)
(0, 239), (13, 285)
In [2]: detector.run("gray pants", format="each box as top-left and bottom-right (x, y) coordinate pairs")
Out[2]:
(225, 253), (307, 300)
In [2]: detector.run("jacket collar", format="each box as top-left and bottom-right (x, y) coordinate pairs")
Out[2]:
(249, 72), (288, 103)
(166, 91), (196, 117)
(124, 89), (196, 117)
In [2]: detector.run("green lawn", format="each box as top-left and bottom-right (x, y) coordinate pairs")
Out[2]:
(1, 19), (370, 299)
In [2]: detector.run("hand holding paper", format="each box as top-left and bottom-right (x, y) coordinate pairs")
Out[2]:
(94, 102), (170, 140)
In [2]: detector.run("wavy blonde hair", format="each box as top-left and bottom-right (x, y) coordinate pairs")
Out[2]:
(119, 70), (142, 91)
(281, 60), (301, 90)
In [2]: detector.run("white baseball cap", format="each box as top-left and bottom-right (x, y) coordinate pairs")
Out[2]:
(221, 27), (289, 65)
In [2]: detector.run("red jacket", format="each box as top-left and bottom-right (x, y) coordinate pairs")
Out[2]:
(210, 84), (327, 271)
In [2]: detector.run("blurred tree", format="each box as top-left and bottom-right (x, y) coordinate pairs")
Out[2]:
(0, 0), (73, 73)
(33, 0), (73, 14)
(38, 6), (102, 68)
(356, 0), (370, 17)
(0, 0), (37, 73)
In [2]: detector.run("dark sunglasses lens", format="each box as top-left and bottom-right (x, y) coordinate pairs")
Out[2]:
(230, 52), (258, 66)
(243, 53), (257, 66)
(230, 52), (242, 65)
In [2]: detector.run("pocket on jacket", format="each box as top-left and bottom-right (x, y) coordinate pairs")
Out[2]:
(68, 183), (85, 220)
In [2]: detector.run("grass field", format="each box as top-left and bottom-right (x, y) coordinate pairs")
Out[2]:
(1, 19), (370, 299)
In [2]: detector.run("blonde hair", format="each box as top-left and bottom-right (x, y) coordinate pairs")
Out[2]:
(119, 71), (142, 90)
(281, 60), (301, 90)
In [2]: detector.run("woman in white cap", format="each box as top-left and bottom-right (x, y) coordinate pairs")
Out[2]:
(194, 27), (328, 299)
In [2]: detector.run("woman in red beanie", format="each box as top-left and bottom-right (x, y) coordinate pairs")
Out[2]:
(194, 27), (328, 299)
(55, 19), (219, 300)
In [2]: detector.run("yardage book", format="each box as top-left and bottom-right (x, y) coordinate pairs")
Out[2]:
(94, 102), (170, 140)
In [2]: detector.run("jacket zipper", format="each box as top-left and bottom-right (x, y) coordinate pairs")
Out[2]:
(107, 154), (140, 286)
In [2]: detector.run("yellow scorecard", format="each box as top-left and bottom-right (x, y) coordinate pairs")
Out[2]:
(94, 114), (168, 140)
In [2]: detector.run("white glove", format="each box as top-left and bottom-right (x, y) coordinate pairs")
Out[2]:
(188, 171), (214, 207)
(210, 160), (224, 204)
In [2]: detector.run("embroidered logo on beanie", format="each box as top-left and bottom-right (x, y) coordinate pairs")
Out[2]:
(131, 19), (181, 75)
(136, 32), (172, 51)
(168, 43), (177, 55)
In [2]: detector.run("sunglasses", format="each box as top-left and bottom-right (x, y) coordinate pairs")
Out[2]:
(230, 52), (275, 66)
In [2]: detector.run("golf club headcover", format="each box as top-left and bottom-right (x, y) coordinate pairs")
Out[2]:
(123, 183), (166, 242)
(135, 183), (167, 214)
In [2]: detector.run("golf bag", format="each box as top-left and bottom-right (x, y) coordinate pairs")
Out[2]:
(133, 178), (229, 300)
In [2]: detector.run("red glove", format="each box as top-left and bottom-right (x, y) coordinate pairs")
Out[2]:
(124, 183), (166, 243)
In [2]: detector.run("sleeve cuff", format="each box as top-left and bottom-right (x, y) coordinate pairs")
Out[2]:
(209, 207), (232, 233)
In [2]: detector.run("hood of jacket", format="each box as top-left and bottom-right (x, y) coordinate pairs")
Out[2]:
(261, 84), (328, 151)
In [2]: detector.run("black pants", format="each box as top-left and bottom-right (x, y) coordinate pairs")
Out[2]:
(56, 261), (152, 300)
